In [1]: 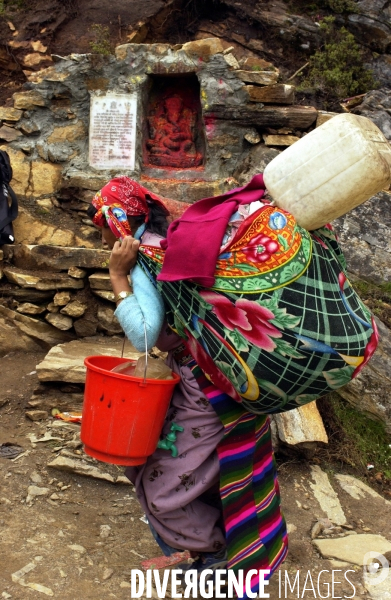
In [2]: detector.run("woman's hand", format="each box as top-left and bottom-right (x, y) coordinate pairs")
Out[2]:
(109, 236), (140, 280)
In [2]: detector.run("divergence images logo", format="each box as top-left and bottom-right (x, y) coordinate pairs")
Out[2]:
(363, 552), (389, 587)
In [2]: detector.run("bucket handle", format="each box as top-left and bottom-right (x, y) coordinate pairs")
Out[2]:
(120, 321), (148, 386)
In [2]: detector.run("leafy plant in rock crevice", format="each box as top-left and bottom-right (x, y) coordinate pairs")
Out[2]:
(327, 0), (357, 13)
(298, 16), (377, 102)
(89, 23), (113, 56)
(321, 0), (358, 13)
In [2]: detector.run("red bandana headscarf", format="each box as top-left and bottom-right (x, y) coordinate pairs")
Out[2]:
(91, 176), (169, 239)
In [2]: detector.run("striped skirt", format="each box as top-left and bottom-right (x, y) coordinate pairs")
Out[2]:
(192, 363), (288, 597)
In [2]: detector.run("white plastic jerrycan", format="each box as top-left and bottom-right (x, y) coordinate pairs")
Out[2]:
(263, 113), (391, 231)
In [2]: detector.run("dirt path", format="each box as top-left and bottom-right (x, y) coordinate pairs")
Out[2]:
(1, 352), (390, 599)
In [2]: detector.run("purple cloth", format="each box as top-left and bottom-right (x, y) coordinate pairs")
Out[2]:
(158, 174), (266, 286)
(126, 325), (225, 553)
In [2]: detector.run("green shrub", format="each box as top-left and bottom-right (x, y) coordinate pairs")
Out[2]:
(89, 24), (112, 56)
(0, 0), (27, 11)
(351, 278), (391, 329)
(287, 0), (357, 16)
(289, 0), (358, 15)
(299, 16), (377, 100)
(324, 0), (357, 13)
(328, 394), (391, 474)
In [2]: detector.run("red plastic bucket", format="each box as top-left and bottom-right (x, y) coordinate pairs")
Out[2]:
(80, 355), (180, 466)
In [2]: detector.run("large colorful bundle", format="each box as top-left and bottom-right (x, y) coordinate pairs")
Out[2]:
(138, 200), (377, 414)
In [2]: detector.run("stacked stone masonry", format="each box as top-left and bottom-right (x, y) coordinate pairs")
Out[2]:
(0, 37), (325, 351)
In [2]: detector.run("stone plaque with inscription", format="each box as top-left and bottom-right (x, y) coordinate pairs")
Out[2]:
(89, 93), (137, 170)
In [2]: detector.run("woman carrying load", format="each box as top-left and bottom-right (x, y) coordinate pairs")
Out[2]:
(88, 174), (377, 596)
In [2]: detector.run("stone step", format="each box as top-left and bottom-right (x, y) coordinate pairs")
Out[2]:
(0, 304), (74, 347)
(236, 70), (279, 86)
(36, 337), (143, 383)
(273, 402), (328, 446)
(3, 267), (85, 291)
(8, 244), (111, 271)
(204, 104), (317, 129)
(245, 83), (295, 104)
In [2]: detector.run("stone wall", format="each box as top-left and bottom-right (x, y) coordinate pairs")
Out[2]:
(0, 38), (318, 202)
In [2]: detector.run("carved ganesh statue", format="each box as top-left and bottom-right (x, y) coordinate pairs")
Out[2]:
(146, 95), (203, 169)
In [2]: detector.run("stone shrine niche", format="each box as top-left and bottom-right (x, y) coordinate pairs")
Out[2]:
(144, 75), (205, 170)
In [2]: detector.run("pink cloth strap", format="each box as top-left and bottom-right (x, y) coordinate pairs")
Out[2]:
(158, 174), (266, 286)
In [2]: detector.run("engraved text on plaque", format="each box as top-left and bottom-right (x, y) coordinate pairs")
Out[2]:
(89, 93), (137, 170)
